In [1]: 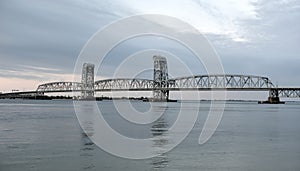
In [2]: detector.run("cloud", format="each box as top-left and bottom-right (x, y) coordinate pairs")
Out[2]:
(113, 0), (260, 42)
(0, 68), (74, 81)
(0, 0), (121, 72)
(18, 65), (61, 72)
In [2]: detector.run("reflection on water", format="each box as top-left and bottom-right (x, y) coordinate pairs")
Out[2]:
(151, 117), (168, 137)
(80, 110), (96, 170)
(81, 132), (94, 150)
(78, 101), (172, 169)
(151, 112), (169, 169)
(80, 133), (96, 170)
(80, 132), (96, 170)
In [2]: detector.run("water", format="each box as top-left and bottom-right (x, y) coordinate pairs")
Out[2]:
(0, 99), (300, 171)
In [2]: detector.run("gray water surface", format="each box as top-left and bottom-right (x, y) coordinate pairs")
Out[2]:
(0, 99), (300, 171)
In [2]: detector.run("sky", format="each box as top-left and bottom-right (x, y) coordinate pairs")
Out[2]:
(0, 0), (299, 99)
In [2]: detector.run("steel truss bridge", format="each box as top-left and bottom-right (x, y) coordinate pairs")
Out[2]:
(2, 75), (300, 100)
(1, 56), (300, 103)
(35, 75), (275, 91)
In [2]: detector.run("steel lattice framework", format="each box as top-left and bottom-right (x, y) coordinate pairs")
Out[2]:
(32, 76), (300, 96)
(153, 55), (169, 101)
(34, 75), (274, 92)
(92, 75), (274, 91)
(94, 79), (154, 91)
(36, 82), (83, 93)
(168, 75), (274, 90)
(81, 63), (95, 99)
(1, 75), (300, 99)
(13, 75), (296, 99)
(277, 88), (300, 98)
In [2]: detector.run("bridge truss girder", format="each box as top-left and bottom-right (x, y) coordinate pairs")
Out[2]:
(169, 75), (274, 89)
(94, 79), (154, 91)
(270, 88), (300, 98)
(33, 75), (279, 93)
(36, 82), (83, 93)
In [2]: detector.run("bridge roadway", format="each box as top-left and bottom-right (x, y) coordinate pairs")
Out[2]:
(1, 75), (300, 99)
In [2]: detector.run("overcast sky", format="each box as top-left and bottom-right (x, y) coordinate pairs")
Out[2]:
(0, 0), (299, 95)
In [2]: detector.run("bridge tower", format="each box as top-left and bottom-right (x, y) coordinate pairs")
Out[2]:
(153, 55), (169, 101)
(81, 63), (95, 99)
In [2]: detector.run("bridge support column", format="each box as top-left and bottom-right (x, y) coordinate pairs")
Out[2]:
(260, 89), (284, 104)
(81, 63), (95, 100)
(268, 89), (283, 103)
(153, 55), (169, 102)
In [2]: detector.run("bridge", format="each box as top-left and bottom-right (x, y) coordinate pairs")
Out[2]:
(1, 55), (300, 103)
